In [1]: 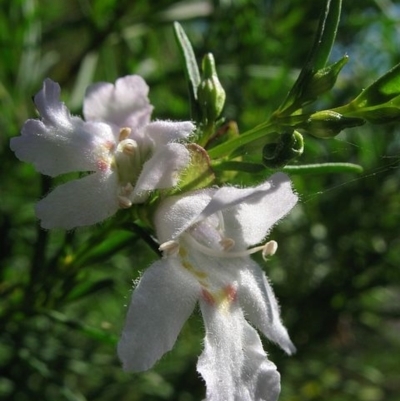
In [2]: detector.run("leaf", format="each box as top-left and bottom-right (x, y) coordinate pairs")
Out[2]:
(277, 0), (342, 114)
(65, 278), (115, 302)
(212, 161), (265, 173)
(45, 310), (118, 345)
(173, 21), (201, 119)
(350, 63), (400, 108)
(332, 64), (400, 123)
(307, 0), (342, 71)
(283, 162), (363, 175)
(73, 230), (136, 268)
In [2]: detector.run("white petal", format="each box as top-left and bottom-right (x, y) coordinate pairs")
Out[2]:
(130, 143), (191, 202)
(35, 170), (119, 229)
(155, 189), (215, 243)
(11, 80), (117, 176)
(83, 75), (153, 130)
(117, 259), (198, 372)
(32, 78), (74, 128)
(198, 298), (281, 401)
(144, 120), (195, 147)
(200, 172), (298, 247)
(238, 260), (296, 355)
(156, 173), (296, 246)
(10, 80), (118, 177)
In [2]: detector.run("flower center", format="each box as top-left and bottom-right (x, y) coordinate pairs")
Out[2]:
(159, 213), (278, 260)
(112, 127), (142, 209)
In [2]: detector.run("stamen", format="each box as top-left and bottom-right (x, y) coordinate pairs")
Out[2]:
(122, 140), (137, 155)
(183, 233), (278, 260)
(219, 237), (235, 250)
(261, 240), (278, 260)
(120, 183), (134, 196)
(118, 195), (132, 209)
(119, 127), (131, 141)
(159, 240), (180, 257)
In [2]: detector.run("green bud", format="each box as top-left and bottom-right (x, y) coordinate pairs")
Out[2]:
(197, 53), (226, 124)
(302, 56), (349, 101)
(304, 110), (365, 138)
(262, 131), (304, 169)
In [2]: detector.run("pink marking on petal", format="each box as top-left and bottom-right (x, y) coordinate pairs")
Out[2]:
(224, 284), (237, 303)
(201, 288), (215, 306)
(97, 159), (110, 172)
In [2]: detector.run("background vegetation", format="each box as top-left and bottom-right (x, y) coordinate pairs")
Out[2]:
(1, 0), (400, 400)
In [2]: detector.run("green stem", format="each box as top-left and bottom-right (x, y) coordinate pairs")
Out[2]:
(207, 121), (278, 159)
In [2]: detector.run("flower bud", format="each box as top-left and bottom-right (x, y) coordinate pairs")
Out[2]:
(197, 53), (226, 124)
(302, 56), (348, 101)
(304, 110), (365, 138)
(262, 131), (304, 169)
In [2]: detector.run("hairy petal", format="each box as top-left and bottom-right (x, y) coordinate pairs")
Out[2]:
(201, 173), (298, 247)
(131, 143), (191, 202)
(10, 80), (117, 176)
(35, 170), (119, 229)
(83, 75), (153, 130)
(33, 78), (74, 128)
(198, 299), (281, 401)
(144, 120), (195, 147)
(154, 189), (214, 243)
(118, 259), (198, 371)
(238, 260), (296, 355)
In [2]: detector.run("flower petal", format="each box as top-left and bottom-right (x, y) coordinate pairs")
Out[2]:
(238, 260), (296, 355)
(117, 259), (198, 371)
(155, 173), (297, 246)
(10, 80), (117, 176)
(200, 172), (298, 247)
(154, 189), (215, 243)
(130, 143), (191, 202)
(83, 75), (153, 130)
(35, 170), (119, 229)
(144, 120), (195, 147)
(31, 78), (73, 128)
(198, 297), (281, 401)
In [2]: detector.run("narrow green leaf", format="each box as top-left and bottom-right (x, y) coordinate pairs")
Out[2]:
(212, 161), (265, 173)
(65, 278), (114, 302)
(350, 62), (400, 108)
(45, 310), (118, 345)
(283, 162), (363, 175)
(309, 0), (342, 71)
(277, 0), (342, 114)
(173, 21), (201, 101)
(73, 230), (136, 267)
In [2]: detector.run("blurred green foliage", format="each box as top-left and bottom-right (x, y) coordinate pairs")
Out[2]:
(1, 0), (400, 400)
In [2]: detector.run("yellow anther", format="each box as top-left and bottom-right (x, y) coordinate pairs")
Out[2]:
(219, 237), (235, 250)
(119, 127), (132, 141)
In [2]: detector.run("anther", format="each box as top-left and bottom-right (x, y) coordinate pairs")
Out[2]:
(219, 237), (235, 250)
(261, 240), (278, 260)
(119, 127), (131, 141)
(183, 232), (278, 261)
(118, 196), (132, 209)
(159, 240), (180, 257)
(122, 140), (137, 155)
(120, 183), (134, 196)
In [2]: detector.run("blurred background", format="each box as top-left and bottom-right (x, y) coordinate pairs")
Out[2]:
(1, 0), (400, 400)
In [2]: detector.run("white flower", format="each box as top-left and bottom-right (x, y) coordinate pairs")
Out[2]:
(118, 172), (298, 401)
(10, 76), (194, 229)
